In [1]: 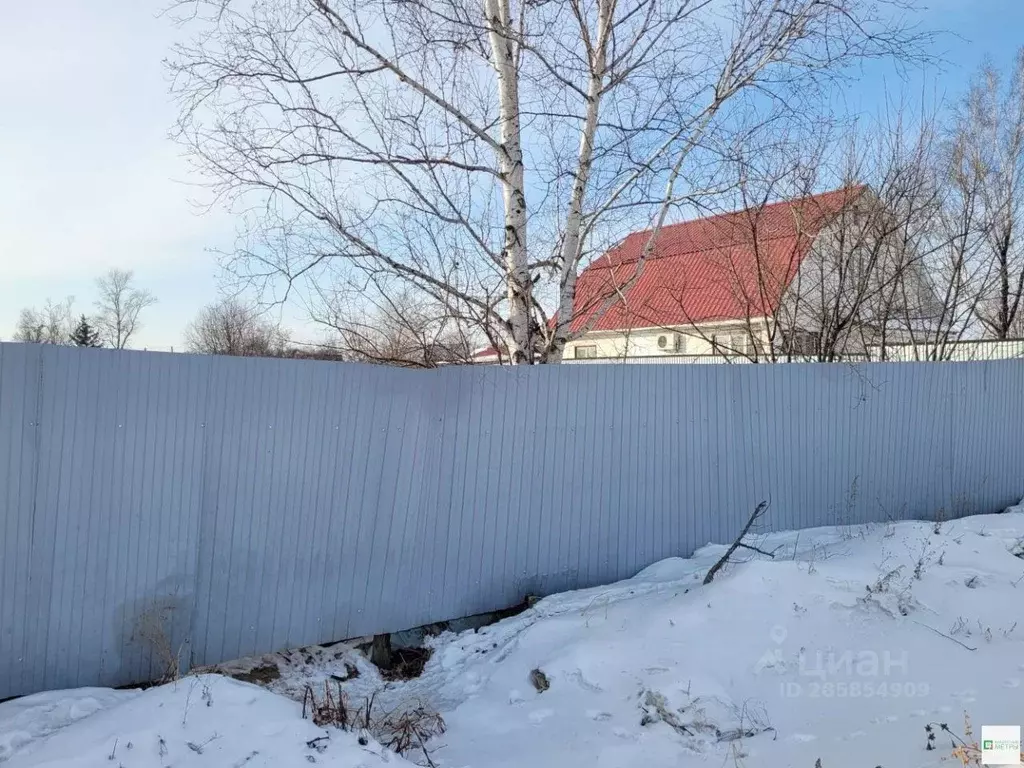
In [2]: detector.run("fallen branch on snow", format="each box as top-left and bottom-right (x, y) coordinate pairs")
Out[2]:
(704, 501), (771, 586)
(910, 619), (978, 651)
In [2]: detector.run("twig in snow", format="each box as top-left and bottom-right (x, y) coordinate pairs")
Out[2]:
(736, 542), (781, 558)
(187, 735), (219, 755)
(640, 690), (692, 735)
(704, 501), (770, 586)
(911, 619), (977, 651)
(415, 729), (439, 768)
(231, 751), (259, 768)
(306, 735), (330, 754)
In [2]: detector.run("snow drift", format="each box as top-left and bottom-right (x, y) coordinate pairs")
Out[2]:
(4, 508), (1024, 767)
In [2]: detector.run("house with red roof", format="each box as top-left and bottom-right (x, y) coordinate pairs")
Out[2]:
(478, 185), (933, 362)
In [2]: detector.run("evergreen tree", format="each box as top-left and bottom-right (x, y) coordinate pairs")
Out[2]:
(70, 315), (102, 347)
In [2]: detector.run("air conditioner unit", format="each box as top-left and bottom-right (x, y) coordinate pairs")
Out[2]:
(656, 333), (682, 353)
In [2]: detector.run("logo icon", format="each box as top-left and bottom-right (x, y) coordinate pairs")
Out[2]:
(981, 725), (1021, 765)
(753, 625), (788, 674)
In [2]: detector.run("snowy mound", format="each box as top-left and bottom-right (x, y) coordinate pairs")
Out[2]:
(0, 675), (411, 767)
(5, 510), (1024, 767)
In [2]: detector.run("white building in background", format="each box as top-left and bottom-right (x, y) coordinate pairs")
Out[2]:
(478, 186), (993, 365)
(865, 338), (1024, 363)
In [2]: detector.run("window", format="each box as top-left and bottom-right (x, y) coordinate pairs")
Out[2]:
(574, 345), (598, 359)
(782, 330), (817, 357)
(734, 333), (757, 357)
(712, 333), (748, 356)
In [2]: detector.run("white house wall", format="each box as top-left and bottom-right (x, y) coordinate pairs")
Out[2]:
(565, 319), (771, 359)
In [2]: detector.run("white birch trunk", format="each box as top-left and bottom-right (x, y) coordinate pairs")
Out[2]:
(548, 0), (612, 363)
(484, 0), (531, 363)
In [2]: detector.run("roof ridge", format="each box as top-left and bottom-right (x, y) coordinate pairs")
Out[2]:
(592, 229), (809, 269)
(609, 185), (864, 247)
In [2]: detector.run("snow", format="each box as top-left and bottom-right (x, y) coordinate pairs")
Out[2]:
(5, 508), (1024, 768)
(0, 688), (138, 763)
(0, 676), (412, 767)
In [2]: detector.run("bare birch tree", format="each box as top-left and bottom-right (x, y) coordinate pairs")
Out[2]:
(95, 269), (158, 349)
(891, 119), (993, 360)
(684, 106), (1017, 363)
(313, 281), (477, 367)
(184, 298), (286, 356)
(13, 297), (75, 345)
(769, 131), (943, 361)
(955, 50), (1024, 340)
(647, 125), (937, 363)
(170, 0), (930, 363)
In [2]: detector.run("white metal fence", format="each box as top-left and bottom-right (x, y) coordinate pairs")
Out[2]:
(1, 342), (1021, 698)
(562, 338), (1024, 365)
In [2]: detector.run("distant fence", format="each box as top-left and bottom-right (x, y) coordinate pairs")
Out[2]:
(1, 343), (1022, 698)
(562, 338), (1024, 365)
(874, 338), (1024, 362)
(564, 353), (870, 364)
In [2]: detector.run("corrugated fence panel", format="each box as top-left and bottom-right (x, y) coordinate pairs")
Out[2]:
(7, 348), (209, 694)
(1, 344), (1022, 698)
(0, 344), (43, 696)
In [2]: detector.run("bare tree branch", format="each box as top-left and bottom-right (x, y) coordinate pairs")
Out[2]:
(184, 298), (287, 356)
(95, 269), (158, 349)
(12, 297), (76, 345)
(704, 500), (770, 585)
(168, 0), (934, 363)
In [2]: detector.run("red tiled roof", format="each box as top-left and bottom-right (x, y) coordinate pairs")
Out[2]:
(570, 186), (865, 333)
(473, 187), (864, 358)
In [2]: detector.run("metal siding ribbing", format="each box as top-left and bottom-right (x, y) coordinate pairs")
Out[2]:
(0, 344), (1022, 698)
(2, 348), (207, 694)
(0, 344), (42, 696)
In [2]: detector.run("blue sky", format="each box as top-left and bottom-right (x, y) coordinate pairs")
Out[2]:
(842, 1), (1024, 117)
(1, 0), (1021, 350)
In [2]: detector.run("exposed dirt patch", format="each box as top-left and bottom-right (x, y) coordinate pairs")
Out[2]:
(230, 663), (282, 685)
(330, 662), (360, 683)
(490, 594), (541, 623)
(113, 679), (162, 692)
(379, 646), (433, 681)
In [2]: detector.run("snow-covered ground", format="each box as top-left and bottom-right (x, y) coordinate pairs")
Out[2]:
(0, 676), (406, 768)
(4, 508), (1024, 768)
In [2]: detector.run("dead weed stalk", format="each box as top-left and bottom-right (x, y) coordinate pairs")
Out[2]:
(301, 681), (445, 766)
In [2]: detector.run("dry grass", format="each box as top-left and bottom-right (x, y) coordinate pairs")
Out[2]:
(130, 601), (183, 683)
(378, 706), (447, 764)
(301, 681), (446, 766)
(302, 680), (360, 730)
